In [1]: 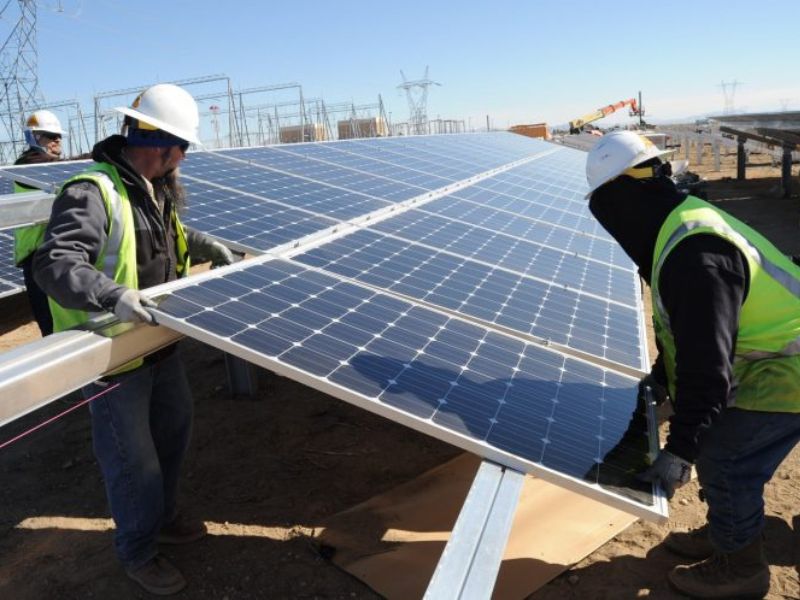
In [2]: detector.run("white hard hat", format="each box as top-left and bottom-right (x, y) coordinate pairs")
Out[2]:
(585, 130), (673, 197)
(115, 83), (200, 145)
(25, 109), (65, 135)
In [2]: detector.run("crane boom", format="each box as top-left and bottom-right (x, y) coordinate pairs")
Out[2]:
(569, 98), (639, 134)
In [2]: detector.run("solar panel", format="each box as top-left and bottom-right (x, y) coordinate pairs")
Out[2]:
(368, 209), (635, 290)
(179, 179), (340, 253)
(152, 257), (661, 519)
(225, 146), (428, 202)
(294, 229), (644, 369)
(181, 154), (395, 218)
(263, 143), (457, 189)
(0, 231), (24, 298)
(0, 159), (89, 191)
(0, 132), (661, 520)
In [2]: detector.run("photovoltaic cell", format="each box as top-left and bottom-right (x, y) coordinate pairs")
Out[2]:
(153, 258), (658, 517)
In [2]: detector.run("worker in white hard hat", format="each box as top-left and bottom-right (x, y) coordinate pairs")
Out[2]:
(12, 109), (69, 336)
(586, 130), (800, 599)
(34, 83), (235, 595)
(22, 109), (65, 157)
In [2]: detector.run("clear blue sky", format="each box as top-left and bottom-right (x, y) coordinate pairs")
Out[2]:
(34, 0), (800, 129)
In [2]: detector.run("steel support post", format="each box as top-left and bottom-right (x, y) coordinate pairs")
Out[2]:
(737, 138), (746, 180)
(782, 145), (793, 198)
(224, 353), (259, 397)
(695, 135), (703, 165)
(424, 460), (525, 600)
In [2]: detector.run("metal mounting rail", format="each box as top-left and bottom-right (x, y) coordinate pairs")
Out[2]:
(0, 320), (182, 428)
(424, 460), (525, 600)
(0, 190), (55, 230)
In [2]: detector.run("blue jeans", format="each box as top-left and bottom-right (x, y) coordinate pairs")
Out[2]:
(84, 348), (193, 569)
(696, 407), (800, 553)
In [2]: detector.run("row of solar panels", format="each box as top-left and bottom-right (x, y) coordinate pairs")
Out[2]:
(1, 133), (645, 371)
(0, 133), (661, 518)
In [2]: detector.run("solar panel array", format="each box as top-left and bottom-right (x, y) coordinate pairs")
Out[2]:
(0, 133), (661, 518)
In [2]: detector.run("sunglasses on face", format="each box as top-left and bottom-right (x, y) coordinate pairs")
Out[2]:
(178, 141), (189, 153)
(42, 133), (62, 142)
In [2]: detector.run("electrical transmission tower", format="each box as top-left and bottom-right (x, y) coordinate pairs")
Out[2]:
(0, 0), (47, 159)
(718, 80), (742, 115)
(398, 66), (440, 135)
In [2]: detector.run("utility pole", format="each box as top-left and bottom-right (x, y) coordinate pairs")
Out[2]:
(719, 80), (742, 115)
(635, 90), (646, 127)
(0, 1), (47, 158)
(398, 66), (440, 135)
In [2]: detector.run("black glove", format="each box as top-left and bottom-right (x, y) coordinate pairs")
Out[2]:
(637, 450), (692, 499)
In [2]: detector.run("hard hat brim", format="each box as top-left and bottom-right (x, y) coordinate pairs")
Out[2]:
(28, 126), (66, 136)
(114, 105), (201, 146)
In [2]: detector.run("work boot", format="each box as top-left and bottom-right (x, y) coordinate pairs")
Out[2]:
(126, 553), (186, 596)
(668, 537), (770, 599)
(663, 523), (714, 560)
(158, 513), (208, 545)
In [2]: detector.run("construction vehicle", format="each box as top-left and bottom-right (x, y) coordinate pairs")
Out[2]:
(569, 98), (641, 134)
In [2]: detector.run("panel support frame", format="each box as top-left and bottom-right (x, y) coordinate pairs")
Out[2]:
(424, 460), (525, 600)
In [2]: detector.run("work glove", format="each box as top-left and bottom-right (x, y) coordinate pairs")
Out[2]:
(208, 240), (235, 268)
(638, 373), (670, 407)
(637, 450), (692, 500)
(113, 289), (157, 326)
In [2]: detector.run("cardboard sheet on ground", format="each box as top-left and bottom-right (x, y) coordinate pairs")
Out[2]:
(317, 453), (638, 599)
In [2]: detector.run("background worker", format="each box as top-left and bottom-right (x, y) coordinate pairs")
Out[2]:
(13, 109), (68, 336)
(585, 131), (800, 599)
(33, 84), (234, 596)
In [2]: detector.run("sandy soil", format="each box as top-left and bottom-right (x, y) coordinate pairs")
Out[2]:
(0, 145), (798, 599)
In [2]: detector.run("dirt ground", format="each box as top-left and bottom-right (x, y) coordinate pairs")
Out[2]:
(0, 144), (799, 599)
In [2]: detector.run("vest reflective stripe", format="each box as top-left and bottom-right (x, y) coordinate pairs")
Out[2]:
(651, 196), (800, 412)
(12, 181), (47, 265)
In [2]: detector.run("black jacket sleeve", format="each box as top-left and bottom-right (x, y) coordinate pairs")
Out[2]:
(33, 181), (128, 312)
(659, 233), (749, 462)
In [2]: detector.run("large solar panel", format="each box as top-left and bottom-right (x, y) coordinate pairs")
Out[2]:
(152, 257), (661, 519)
(0, 133), (660, 518)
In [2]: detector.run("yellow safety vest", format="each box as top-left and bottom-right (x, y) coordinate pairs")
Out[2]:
(12, 181), (47, 265)
(48, 163), (189, 371)
(652, 195), (800, 412)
